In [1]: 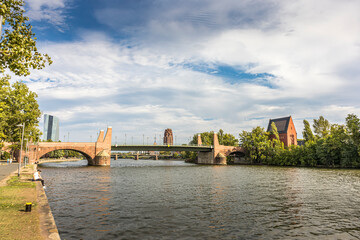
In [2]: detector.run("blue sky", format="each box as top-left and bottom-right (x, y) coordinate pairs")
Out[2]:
(12, 0), (360, 143)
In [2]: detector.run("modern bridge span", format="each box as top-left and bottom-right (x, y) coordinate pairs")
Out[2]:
(12, 127), (244, 166)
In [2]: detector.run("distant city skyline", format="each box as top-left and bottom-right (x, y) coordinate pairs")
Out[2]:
(17, 0), (360, 142)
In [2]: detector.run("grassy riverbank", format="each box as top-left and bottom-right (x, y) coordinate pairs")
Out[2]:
(0, 165), (42, 240)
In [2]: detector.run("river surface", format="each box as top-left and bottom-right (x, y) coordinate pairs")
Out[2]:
(40, 159), (360, 239)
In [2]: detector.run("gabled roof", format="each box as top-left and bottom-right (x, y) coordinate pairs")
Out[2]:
(267, 116), (291, 134)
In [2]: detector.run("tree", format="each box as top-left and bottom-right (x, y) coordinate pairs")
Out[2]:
(1, 78), (41, 147)
(190, 131), (214, 145)
(1, 0), (52, 76)
(303, 119), (315, 142)
(313, 116), (330, 138)
(345, 114), (360, 146)
(239, 127), (270, 163)
(0, 75), (10, 147)
(267, 122), (284, 165)
(218, 129), (238, 146)
(190, 129), (238, 146)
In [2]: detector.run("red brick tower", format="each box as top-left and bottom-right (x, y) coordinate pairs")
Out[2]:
(163, 128), (173, 145)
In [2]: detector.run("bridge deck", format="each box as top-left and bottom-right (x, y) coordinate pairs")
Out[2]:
(111, 145), (212, 152)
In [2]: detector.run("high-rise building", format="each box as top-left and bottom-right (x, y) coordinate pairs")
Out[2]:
(163, 128), (173, 145)
(43, 114), (60, 142)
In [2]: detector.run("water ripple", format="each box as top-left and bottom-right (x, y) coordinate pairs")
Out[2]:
(42, 160), (360, 239)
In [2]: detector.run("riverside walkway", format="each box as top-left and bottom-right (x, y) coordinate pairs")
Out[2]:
(0, 163), (18, 183)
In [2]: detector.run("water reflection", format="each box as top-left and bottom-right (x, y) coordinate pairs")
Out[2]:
(41, 160), (360, 239)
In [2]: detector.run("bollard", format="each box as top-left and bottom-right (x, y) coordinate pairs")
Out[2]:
(25, 202), (32, 212)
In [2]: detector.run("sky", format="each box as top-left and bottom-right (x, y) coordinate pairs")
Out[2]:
(11, 0), (360, 144)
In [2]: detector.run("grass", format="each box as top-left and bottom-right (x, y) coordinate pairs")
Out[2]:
(0, 166), (42, 240)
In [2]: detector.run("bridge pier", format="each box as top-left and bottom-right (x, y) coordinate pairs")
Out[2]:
(196, 133), (227, 165)
(89, 127), (112, 166)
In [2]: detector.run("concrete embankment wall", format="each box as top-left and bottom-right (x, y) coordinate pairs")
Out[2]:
(35, 164), (61, 240)
(35, 178), (61, 240)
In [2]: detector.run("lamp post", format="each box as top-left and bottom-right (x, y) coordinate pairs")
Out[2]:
(16, 123), (25, 177)
(24, 138), (28, 167)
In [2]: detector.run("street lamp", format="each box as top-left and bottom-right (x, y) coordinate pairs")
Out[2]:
(24, 138), (28, 167)
(16, 123), (25, 177)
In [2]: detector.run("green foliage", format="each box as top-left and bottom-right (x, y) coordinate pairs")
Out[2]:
(181, 151), (197, 162)
(0, 75), (10, 146)
(190, 129), (238, 146)
(0, 0), (52, 76)
(240, 114), (360, 168)
(218, 129), (239, 146)
(0, 2), (50, 152)
(0, 150), (10, 159)
(0, 76), (41, 147)
(303, 119), (315, 142)
(239, 127), (270, 163)
(44, 150), (83, 159)
(346, 114), (360, 146)
(313, 116), (330, 138)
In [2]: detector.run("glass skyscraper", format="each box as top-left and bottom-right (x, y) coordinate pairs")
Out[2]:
(43, 114), (60, 141)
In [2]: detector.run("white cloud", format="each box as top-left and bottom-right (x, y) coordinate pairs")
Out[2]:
(26, 0), (70, 28)
(23, 0), (360, 142)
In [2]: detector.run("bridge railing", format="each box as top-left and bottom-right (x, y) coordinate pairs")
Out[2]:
(111, 143), (213, 147)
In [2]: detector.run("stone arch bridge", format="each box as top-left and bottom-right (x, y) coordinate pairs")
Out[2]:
(22, 127), (244, 166)
(27, 127), (112, 166)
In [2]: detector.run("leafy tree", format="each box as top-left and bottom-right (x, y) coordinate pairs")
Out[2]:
(313, 116), (330, 138)
(266, 122), (284, 165)
(1, 78), (41, 147)
(0, 0), (51, 153)
(0, 75), (10, 147)
(239, 127), (270, 163)
(1, 0), (52, 76)
(345, 114), (360, 146)
(181, 151), (197, 162)
(190, 129), (238, 146)
(303, 119), (315, 142)
(190, 131), (214, 146)
(218, 129), (238, 146)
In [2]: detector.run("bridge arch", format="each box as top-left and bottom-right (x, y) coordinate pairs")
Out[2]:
(227, 151), (246, 157)
(39, 148), (94, 164)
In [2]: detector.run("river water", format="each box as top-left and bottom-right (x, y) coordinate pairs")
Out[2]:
(40, 159), (360, 239)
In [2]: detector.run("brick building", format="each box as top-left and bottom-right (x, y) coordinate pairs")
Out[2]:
(267, 116), (297, 147)
(163, 128), (173, 145)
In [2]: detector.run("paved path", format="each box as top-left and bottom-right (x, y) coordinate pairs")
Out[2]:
(0, 163), (19, 182)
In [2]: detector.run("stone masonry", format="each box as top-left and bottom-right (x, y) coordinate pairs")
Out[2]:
(163, 128), (173, 145)
(24, 127), (112, 166)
